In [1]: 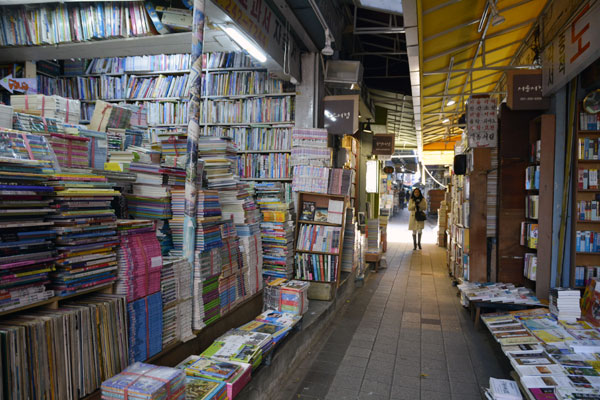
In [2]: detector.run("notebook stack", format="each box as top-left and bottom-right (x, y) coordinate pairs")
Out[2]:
(198, 137), (238, 189)
(0, 157), (56, 313)
(127, 292), (163, 362)
(161, 257), (194, 347)
(549, 288), (581, 322)
(11, 94), (80, 123)
(255, 183), (295, 279)
(48, 171), (120, 296)
(114, 219), (162, 302)
(101, 362), (185, 400)
(126, 162), (172, 220)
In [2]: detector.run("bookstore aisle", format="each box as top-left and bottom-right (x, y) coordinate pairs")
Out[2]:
(275, 211), (510, 400)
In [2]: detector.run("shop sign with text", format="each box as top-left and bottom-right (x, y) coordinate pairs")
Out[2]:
(372, 135), (395, 155)
(542, 1), (600, 95)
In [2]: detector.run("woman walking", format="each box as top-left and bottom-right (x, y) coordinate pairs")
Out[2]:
(408, 188), (427, 250)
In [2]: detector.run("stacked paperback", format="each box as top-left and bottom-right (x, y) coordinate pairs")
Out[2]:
(11, 94), (80, 123)
(161, 258), (194, 347)
(48, 171), (120, 296)
(256, 183), (295, 279)
(126, 162), (172, 220)
(549, 288), (581, 322)
(102, 362), (185, 400)
(198, 137), (238, 189)
(458, 282), (541, 306)
(128, 291), (163, 362)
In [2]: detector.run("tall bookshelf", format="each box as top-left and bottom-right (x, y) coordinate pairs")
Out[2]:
(572, 104), (600, 289)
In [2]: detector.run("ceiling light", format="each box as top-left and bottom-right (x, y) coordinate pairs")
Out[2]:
(221, 25), (267, 63)
(442, 118), (450, 124)
(324, 110), (337, 122)
(446, 99), (456, 107)
(322, 28), (334, 56)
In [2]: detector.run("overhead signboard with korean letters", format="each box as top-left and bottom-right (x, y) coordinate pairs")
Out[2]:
(323, 95), (359, 135)
(542, 1), (600, 95)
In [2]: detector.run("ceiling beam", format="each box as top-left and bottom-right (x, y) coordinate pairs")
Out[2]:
(423, 65), (538, 75)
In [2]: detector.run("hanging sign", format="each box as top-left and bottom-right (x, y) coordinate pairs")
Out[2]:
(213, 0), (301, 81)
(323, 95), (359, 135)
(507, 71), (549, 110)
(0, 74), (37, 94)
(372, 134), (395, 155)
(467, 96), (497, 148)
(542, 1), (600, 95)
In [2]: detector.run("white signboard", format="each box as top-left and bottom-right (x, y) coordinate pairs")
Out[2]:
(542, 1), (600, 95)
(467, 96), (497, 148)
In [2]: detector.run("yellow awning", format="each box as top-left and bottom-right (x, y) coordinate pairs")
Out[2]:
(417, 0), (547, 145)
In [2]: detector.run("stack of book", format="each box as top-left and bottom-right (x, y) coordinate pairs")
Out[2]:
(238, 152), (291, 179)
(125, 74), (190, 99)
(184, 377), (227, 399)
(341, 210), (357, 272)
(486, 378), (522, 400)
(367, 218), (380, 252)
(580, 111), (600, 131)
(327, 168), (354, 197)
(2, 294), (128, 399)
(549, 288), (581, 322)
(0, 104), (13, 128)
(201, 97), (294, 124)
(256, 183), (295, 279)
(525, 165), (540, 190)
(177, 356), (250, 399)
(0, 157), (56, 313)
(202, 70), (285, 96)
(291, 128), (331, 167)
(77, 127), (109, 169)
(196, 270), (221, 329)
(101, 362), (185, 400)
(114, 220), (162, 302)
(127, 291), (163, 362)
(146, 101), (188, 126)
(292, 166), (330, 193)
(279, 280), (310, 315)
(574, 265), (600, 287)
(523, 253), (537, 281)
(49, 132), (90, 169)
(575, 230), (600, 253)
(577, 199), (600, 222)
(48, 171), (120, 296)
(520, 222), (539, 249)
(161, 257), (194, 347)
(219, 184), (264, 296)
(458, 282), (541, 305)
(579, 137), (600, 160)
(198, 137), (238, 189)
(263, 278), (287, 311)
(126, 162), (172, 220)
(11, 94), (80, 123)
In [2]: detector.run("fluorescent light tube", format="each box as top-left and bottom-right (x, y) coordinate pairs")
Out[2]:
(222, 25), (267, 63)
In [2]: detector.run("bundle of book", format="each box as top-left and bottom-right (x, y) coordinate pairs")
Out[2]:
(549, 288), (581, 322)
(525, 165), (540, 190)
(114, 219), (164, 363)
(2, 293), (129, 400)
(458, 282), (541, 305)
(520, 222), (539, 249)
(161, 257), (194, 347)
(486, 378), (522, 400)
(574, 265), (600, 287)
(438, 199), (449, 247)
(579, 137), (600, 160)
(11, 94), (80, 123)
(580, 111), (600, 131)
(575, 230), (600, 253)
(577, 198), (600, 222)
(291, 128), (331, 168)
(480, 296), (600, 400)
(578, 168), (599, 190)
(0, 2), (154, 47)
(50, 170), (121, 296)
(101, 362), (186, 400)
(256, 183), (295, 279)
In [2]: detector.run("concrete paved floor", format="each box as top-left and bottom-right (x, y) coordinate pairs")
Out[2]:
(277, 210), (511, 400)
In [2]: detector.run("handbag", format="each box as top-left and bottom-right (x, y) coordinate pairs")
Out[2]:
(414, 202), (427, 221)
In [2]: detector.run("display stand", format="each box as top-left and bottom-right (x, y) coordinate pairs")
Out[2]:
(294, 191), (349, 300)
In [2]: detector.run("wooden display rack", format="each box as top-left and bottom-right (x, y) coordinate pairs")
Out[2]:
(571, 103), (600, 289)
(293, 191), (349, 300)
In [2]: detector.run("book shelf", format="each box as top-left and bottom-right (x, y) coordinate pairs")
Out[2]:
(341, 135), (360, 211)
(294, 192), (349, 298)
(572, 104), (600, 289)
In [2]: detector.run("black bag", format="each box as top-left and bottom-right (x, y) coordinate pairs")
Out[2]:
(415, 210), (427, 221)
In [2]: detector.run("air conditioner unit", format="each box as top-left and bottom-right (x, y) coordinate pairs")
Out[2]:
(324, 60), (363, 90)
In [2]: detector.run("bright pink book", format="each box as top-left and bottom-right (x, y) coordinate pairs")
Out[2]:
(529, 388), (558, 400)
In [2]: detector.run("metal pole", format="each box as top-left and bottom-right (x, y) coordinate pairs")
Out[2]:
(183, 0), (205, 264)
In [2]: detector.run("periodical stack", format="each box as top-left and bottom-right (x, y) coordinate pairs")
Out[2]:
(549, 288), (581, 322)
(126, 162), (172, 219)
(198, 137), (238, 189)
(255, 183), (295, 279)
(48, 171), (120, 296)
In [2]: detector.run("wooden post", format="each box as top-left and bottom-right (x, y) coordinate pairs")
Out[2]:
(469, 148), (490, 282)
(537, 115), (555, 299)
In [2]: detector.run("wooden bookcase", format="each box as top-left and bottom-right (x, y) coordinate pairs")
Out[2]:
(293, 192), (349, 298)
(497, 105), (542, 287)
(571, 104), (600, 289)
(530, 115), (555, 299)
